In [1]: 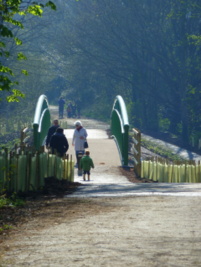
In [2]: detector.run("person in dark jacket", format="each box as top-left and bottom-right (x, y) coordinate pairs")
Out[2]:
(50, 127), (69, 157)
(58, 97), (65, 119)
(46, 120), (60, 148)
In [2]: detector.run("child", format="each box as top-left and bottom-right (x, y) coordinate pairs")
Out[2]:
(80, 150), (94, 181)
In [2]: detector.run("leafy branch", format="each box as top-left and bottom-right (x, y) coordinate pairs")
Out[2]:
(0, 0), (56, 102)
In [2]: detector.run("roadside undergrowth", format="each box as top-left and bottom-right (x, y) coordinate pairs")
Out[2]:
(141, 138), (184, 161)
(0, 179), (80, 237)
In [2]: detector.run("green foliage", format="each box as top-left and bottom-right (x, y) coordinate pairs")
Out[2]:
(0, 66), (13, 75)
(1, 26), (13, 37)
(0, 194), (25, 208)
(0, 224), (12, 232)
(188, 34), (201, 46)
(141, 139), (184, 161)
(21, 69), (28, 76)
(159, 116), (171, 132)
(49, 0), (201, 147)
(1, 0), (201, 151)
(14, 37), (23, 46)
(17, 52), (27, 60)
(7, 89), (25, 102)
(26, 5), (44, 16)
(0, 197), (8, 208)
(0, 0), (56, 102)
(0, 138), (20, 150)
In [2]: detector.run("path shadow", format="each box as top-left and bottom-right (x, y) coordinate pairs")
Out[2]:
(69, 183), (201, 197)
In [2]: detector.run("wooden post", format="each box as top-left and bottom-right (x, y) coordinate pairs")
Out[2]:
(15, 153), (19, 192)
(4, 148), (8, 190)
(39, 146), (44, 153)
(70, 154), (73, 182)
(35, 152), (40, 189)
(8, 151), (12, 192)
(132, 128), (141, 177)
(26, 152), (32, 192)
(54, 154), (57, 179)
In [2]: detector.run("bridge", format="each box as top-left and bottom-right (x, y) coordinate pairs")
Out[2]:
(1, 94), (201, 194)
(33, 94), (201, 185)
(32, 94), (130, 167)
(35, 94), (134, 186)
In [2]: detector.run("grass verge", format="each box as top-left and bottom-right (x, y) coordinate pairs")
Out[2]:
(141, 138), (185, 161)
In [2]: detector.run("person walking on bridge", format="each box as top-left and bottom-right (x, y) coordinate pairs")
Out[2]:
(58, 97), (65, 119)
(72, 120), (88, 167)
(46, 119), (60, 148)
(50, 127), (69, 157)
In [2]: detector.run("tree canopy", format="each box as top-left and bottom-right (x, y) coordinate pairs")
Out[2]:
(0, 0), (56, 102)
(1, 0), (201, 149)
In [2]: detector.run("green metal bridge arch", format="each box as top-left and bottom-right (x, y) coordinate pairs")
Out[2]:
(33, 94), (51, 150)
(111, 95), (129, 166)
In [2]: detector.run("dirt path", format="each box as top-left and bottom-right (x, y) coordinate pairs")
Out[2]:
(1, 196), (201, 267)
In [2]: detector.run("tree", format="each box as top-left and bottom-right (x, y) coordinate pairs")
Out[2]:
(15, 0), (201, 147)
(0, 0), (56, 102)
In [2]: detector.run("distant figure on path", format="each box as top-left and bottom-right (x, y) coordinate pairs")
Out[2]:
(80, 150), (94, 181)
(58, 97), (65, 119)
(76, 99), (81, 118)
(72, 120), (88, 167)
(46, 119), (60, 148)
(72, 102), (77, 118)
(50, 127), (69, 157)
(67, 102), (73, 118)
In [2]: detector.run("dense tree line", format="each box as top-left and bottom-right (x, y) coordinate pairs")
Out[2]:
(44, 0), (201, 147)
(2, 0), (201, 148)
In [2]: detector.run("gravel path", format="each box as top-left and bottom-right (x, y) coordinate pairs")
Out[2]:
(2, 196), (201, 267)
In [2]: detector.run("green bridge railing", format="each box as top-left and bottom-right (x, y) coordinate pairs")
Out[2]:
(33, 95), (51, 149)
(111, 95), (129, 166)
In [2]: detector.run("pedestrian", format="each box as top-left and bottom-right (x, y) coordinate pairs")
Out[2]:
(46, 119), (60, 148)
(80, 150), (94, 181)
(67, 102), (72, 118)
(76, 99), (81, 118)
(72, 102), (77, 118)
(72, 120), (88, 167)
(50, 127), (69, 157)
(58, 97), (65, 119)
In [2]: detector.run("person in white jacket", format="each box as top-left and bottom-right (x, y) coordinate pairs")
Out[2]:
(72, 120), (88, 167)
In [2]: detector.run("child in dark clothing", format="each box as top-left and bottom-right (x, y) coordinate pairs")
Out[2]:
(80, 150), (94, 181)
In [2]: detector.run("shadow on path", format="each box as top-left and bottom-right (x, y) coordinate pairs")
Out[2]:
(67, 182), (201, 198)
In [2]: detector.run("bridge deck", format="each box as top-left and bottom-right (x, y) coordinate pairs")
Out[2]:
(65, 129), (120, 166)
(64, 129), (131, 184)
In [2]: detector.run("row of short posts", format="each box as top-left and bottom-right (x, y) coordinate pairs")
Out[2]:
(141, 157), (201, 183)
(130, 129), (201, 183)
(0, 146), (74, 193)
